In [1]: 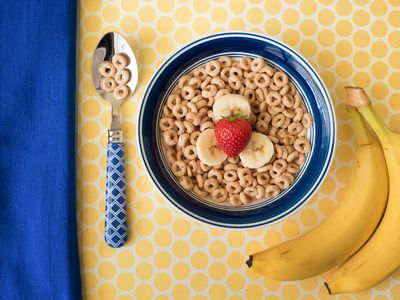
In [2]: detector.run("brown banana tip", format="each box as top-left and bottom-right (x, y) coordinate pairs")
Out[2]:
(324, 282), (333, 295)
(246, 255), (253, 268)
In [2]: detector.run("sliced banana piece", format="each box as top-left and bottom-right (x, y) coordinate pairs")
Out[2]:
(196, 129), (227, 166)
(213, 94), (251, 121)
(239, 132), (274, 169)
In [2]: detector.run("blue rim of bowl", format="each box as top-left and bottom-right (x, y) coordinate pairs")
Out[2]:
(138, 32), (336, 228)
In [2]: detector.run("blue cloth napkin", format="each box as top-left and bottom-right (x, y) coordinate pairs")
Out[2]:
(0, 1), (81, 299)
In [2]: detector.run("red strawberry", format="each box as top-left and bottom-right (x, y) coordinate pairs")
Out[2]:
(214, 114), (252, 157)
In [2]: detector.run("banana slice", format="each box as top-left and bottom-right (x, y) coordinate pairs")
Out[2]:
(213, 94), (251, 121)
(196, 129), (228, 166)
(239, 132), (274, 169)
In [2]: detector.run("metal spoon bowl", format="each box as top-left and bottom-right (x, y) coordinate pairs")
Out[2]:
(91, 32), (138, 248)
(92, 32), (138, 129)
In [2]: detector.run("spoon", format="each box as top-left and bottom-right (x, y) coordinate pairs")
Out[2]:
(91, 32), (138, 248)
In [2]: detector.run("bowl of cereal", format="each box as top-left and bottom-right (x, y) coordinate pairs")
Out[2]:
(138, 32), (336, 228)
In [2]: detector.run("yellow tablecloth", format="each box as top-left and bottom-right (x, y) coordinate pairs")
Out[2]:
(77, 1), (400, 299)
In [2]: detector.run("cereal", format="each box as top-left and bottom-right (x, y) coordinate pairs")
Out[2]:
(239, 191), (250, 204)
(115, 69), (131, 85)
(181, 86), (196, 100)
(112, 53), (129, 69)
(287, 150), (300, 163)
(100, 77), (117, 92)
(226, 181), (242, 194)
(254, 73), (270, 88)
(224, 170), (238, 182)
(202, 84), (217, 98)
(212, 188), (228, 202)
(288, 122), (303, 135)
(183, 145), (197, 160)
(256, 173), (270, 185)
(218, 56), (232, 68)
(208, 169), (223, 183)
(114, 85), (130, 100)
(279, 84), (290, 96)
(239, 57), (252, 70)
(265, 185), (280, 198)
(171, 161), (186, 177)
(172, 104), (188, 118)
(229, 194), (241, 206)
(239, 175), (254, 188)
(229, 67), (243, 78)
(204, 178), (219, 193)
(166, 149), (176, 165)
(193, 185), (208, 197)
(98, 61), (116, 77)
(245, 78), (258, 89)
(282, 109), (295, 119)
(282, 94), (296, 108)
(302, 113), (314, 129)
(256, 185), (265, 199)
(163, 130), (178, 146)
(159, 117), (175, 131)
(244, 186), (258, 198)
(160, 56), (313, 206)
(266, 91), (282, 106)
(167, 95), (181, 109)
(205, 60), (221, 77)
(275, 175), (291, 189)
(251, 58), (265, 72)
(228, 75), (242, 90)
(179, 176), (193, 190)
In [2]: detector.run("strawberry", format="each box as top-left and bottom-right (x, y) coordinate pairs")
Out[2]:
(214, 114), (252, 157)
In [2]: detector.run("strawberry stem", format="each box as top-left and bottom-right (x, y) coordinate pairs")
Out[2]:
(222, 113), (244, 121)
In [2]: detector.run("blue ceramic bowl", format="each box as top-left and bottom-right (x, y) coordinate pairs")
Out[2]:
(138, 32), (336, 228)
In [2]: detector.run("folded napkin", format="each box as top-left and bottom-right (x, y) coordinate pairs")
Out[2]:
(0, 1), (81, 299)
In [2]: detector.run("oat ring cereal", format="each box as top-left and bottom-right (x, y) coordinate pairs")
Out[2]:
(112, 53), (130, 69)
(266, 91), (282, 106)
(113, 85), (130, 100)
(273, 71), (289, 87)
(159, 56), (313, 206)
(251, 57), (266, 72)
(114, 69), (131, 85)
(100, 77), (117, 92)
(218, 56), (232, 68)
(179, 176), (193, 190)
(98, 61), (116, 77)
(159, 117), (175, 131)
(171, 161), (186, 177)
(212, 189), (228, 202)
(205, 60), (221, 77)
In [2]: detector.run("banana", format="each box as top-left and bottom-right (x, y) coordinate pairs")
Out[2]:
(213, 94), (251, 121)
(239, 132), (274, 169)
(246, 108), (389, 280)
(196, 129), (227, 166)
(325, 87), (400, 294)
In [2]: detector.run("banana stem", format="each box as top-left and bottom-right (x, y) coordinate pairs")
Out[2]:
(345, 86), (393, 146)
(345, 86), (371, 108)
(348, 107), (373, 146)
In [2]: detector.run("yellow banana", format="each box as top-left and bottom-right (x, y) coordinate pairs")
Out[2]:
(325, 87), (400, 294)
(246, 108), (389, 281)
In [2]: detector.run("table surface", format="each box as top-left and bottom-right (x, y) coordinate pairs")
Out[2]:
(77, 1), (400, 299)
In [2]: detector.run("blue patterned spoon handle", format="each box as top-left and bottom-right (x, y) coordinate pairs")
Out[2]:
(105, 135), (127, 248)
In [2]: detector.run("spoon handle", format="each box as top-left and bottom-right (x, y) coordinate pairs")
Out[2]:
(105, 130), (127, 248)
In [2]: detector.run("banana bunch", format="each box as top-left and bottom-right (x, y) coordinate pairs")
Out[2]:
(325, 87), (400, 294)
(247, 87), (400, 294)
